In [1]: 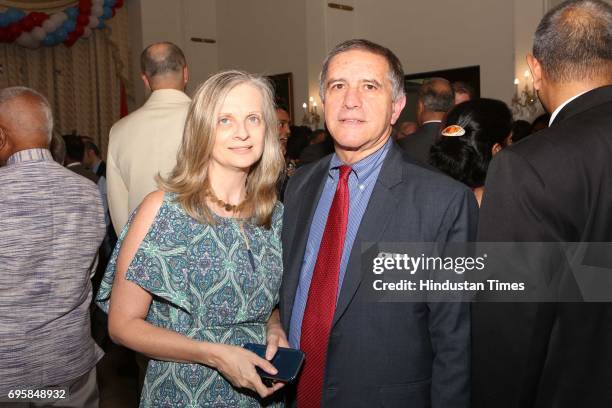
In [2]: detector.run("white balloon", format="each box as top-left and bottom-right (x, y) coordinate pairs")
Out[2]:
(50, 12), (67, 26)
(92, 5), (104, 17)
(88, 16), (99, 28)
(17, 32), (38, 48)
(42, 19), (58, 33)
(32, 27), (46, 41)
(82, 27), (92, 38)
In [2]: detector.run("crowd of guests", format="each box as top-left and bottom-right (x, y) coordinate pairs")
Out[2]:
(0, 0), (611, 407)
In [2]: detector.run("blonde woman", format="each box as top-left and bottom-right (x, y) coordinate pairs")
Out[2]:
(97, 71), (287, 407)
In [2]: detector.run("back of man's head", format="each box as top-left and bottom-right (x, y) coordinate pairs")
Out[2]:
(533, 0), (611, 83)
(417, 78), (454, 123)
(0, 87), (53, 163)
(140, 42), (188, 91)
(62, 134), (85, 163)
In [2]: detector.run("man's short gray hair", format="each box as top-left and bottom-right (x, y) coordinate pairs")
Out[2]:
(319, 39), (405, 102)
(533, 0), (612, 82)
(0, 86), (53, 142)
(418, 78), (455, 113)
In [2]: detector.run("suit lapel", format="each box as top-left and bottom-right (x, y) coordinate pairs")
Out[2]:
(332, 145), (404, 327)
(281, 158), (330, 329)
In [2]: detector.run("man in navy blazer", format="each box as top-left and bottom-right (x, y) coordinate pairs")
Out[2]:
(278, 39), (477, 408)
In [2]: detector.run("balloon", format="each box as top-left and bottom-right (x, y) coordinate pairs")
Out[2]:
(92, 5), (104, 17)
(77, 14), (89, 26)
(97, 21), (106, 29)
(31, 26), (46, 41)
(42, 18), (58, 33)
(82, 27), (92, 38)
(50, 12), (67, 26)
(0, 14), (9, 28)
(65, 7), (79, 20)
(75, 25), (84, 37)
(101, 6), (112, 20)
(116, 0), (124, 8)
(63, 19), (76, 33)
(42, 33), (57, 46)
(8, 23), (22, 40)
(6, 8), (26, 24)
(16, 31), (37, 48)
(88, 16), (99, 28)
(55, 27), (68, 41)
(106, 0), (117, 7)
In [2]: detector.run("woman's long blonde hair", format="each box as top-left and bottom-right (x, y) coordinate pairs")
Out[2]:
(158, 70), (284, 228)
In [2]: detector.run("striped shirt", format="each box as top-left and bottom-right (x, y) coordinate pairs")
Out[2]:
(0, 148), (105, 393)
(289, 138), (391, 348)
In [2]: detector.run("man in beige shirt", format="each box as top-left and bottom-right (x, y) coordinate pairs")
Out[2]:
(107, 42), (191, 235)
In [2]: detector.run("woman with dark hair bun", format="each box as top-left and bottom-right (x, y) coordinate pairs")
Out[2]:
(429, 98), (513, 206)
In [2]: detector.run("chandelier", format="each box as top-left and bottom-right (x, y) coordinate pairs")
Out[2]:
(301, 96), (320, 129)
(511, 70), (539, 118)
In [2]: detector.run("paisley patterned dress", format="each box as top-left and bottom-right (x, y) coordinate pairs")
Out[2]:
(97, 193), (284, 407)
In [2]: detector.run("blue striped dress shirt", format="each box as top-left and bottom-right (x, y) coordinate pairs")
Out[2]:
(289, 138), (391, 348)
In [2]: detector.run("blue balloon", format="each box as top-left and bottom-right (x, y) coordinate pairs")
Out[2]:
(55, 27), (68, 42)
(42, 33), (58, 47)
(6, 8), (26, 23)
(97, 21), (106, 29)
(0, 13), (9, 28)
(64, 6), (79, 20)
(63, 19), (76, 33)
(101, 6), (113, 20)
(107, 0), (117, 7)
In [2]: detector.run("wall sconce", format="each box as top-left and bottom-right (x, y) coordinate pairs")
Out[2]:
(511, 70), (539, 118)
(302, 96), (321, 129)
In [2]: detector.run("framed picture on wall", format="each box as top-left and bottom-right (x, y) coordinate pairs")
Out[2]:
(267, 72), (294, 120)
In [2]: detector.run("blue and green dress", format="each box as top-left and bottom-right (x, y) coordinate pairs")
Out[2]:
(97, 192), (284, 407)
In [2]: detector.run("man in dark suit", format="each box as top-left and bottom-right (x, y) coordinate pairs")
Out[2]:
(62, 134), (99, 184)
(275, 39), (477, 408)
(82, 136), (106, 178)
(473, 1), (612, 407)
(398, 78), (454, 164)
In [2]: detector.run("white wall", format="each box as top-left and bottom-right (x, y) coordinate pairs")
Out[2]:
(128, 0), (593, 115)
(216, 0), (309, 123)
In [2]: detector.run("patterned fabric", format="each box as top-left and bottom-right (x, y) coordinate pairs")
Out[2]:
(97, 193), (284, 408)
(0, 148), (105, 394)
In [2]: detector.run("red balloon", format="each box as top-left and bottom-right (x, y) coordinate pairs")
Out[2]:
(116, 0), (124, 8)
(75, 26), (84, 37)
(8, 23), (22, 40)
(77, 15), (89, 26)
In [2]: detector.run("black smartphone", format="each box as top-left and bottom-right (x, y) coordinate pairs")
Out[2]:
(243, 343), (305, 383)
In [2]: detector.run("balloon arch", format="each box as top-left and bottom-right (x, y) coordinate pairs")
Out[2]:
(0, 0), (124, 48)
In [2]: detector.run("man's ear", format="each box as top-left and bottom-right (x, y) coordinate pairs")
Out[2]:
(183, 66), (189, 87)
(0, 127), (11, 165)
(390, 95), (407, 125)
(527, 54), (543, 92)
(141, 74), (151, 91)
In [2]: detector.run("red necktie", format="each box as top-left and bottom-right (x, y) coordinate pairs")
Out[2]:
(298, 165), (352, 408)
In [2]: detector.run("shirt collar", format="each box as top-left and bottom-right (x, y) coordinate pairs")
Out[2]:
(422, 120), (442, 125)
(6, 148), (54, 166)
(549, 90), (589, 126)
(328, 137), (392, 182)
(145, 89), (191, 105)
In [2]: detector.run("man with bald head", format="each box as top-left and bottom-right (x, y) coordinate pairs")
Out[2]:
(474, 1), (612, 407)
(0, 87), (105, 406)
(398, 78), (454, 164)
(107, 41), (191, 234)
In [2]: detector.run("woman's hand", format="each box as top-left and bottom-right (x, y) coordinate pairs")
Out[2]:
(208, 343), (285, 398)
(265, 309), (289, 360)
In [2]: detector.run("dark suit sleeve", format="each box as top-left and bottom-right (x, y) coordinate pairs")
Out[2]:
(429, 188), (478, 408)
(473, 150), (557, 408)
